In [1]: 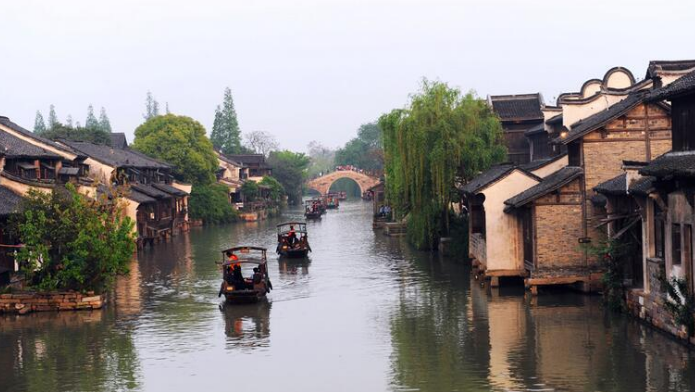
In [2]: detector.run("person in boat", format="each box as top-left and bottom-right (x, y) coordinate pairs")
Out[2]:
(232, 264), (247, 289)
(287, 225), (297, 248)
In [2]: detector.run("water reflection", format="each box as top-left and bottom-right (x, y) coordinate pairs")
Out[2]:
(1, 202), (694, 392)
(220, 302), (271, 351)
(278, 258), (311, 276)
(0, 311), (140, 392)
(388, 244), (695, 391)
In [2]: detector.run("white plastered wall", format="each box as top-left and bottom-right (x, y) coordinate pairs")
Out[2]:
(481, 170), (540, 273)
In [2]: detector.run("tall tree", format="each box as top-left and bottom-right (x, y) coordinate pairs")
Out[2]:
(143, 91), (160, 120)
(132, 114), (218, 185)
(380, 80), (506, 249)
(65, 115), (74, 128)
(210, 87), (241, 154)
(85, 104), (99, 130)
(99, 107), (112, 132)
(306, 140), (335, 178)
(33, 111), (47, 134)
(48, 105), (59, 130)
(244, 130), (279, 157)
(165, 102), (170, 114)
(334, 122), (384, 171)
(267, 150), (310, 205)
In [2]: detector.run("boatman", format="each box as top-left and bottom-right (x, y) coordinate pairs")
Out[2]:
(288, 225), (297, 247)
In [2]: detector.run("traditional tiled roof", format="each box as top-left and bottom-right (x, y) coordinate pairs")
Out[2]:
(647, 69), (695, 101)
(646, 60), (695, 79)
(58, 167), (80, 176)
(524, 122), (546, 136)
(226, 154), (269, 168)
(504, 167), (583, 210)
(0, 129), (61, 159)
(110, 133), (128, 149)
(639, 151), (695, 178)
(131, 183), (172, 199)
(489, 94), (544, 122)
(61, 140), (170, 169)
(151, 183), (188, 197)
(217, 153), (244, 167)
(128, 189), (156, 204)
(460, 164), (516, 194)
(594, 173), (627, 196)
(629, 176), (655, 196)
(554, 91), (658, 145)
(546, 113), (563, 124)
(0, 185), (24, 217)
(0, 116), (78, 156)
(519, 153), (567, 172)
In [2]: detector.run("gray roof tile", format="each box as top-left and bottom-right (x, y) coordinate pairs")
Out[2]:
(504, 167), (583, 210)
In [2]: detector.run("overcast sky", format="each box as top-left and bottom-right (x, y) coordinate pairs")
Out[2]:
(2, 0), (694, 152)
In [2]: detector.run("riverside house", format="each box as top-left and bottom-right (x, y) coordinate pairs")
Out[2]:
(216, 151), (248, 207)
(464, 64), (684, 289)
(591, 69), (695, 344)
(59, 140), (191, 246)
(0, 117), (98, 283)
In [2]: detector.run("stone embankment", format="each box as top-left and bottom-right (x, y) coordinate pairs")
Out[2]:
(0, 291), (105, 315)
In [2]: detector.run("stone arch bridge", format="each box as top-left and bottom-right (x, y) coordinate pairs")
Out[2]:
(306, 170), (380, 195)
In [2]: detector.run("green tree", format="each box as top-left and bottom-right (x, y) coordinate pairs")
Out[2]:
(86, 104), (99, 130)
(12, 184), (136, 292)
(259, 175), (285, 205)
(143, 91), (160, 120)
(267, 150), (310, 205)
(99, 107), (112, 132)
(189, 183), (238, 224)
(306, 141), (335, 178)
(132, 114), (218, 185)
(65, 115), (74, 127)
(48, 104), (59, 130)
(210, 87), (242, 154)
(334, 122), (383, 171)
(380, 80), (506, 249)
(43, 123), (111, 145)
(241, 180), (259, 201)
(33, 111), (47, 134)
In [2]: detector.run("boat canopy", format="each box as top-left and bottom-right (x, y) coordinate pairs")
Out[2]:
(277, 222), (307, 234)
(219, 246), (267, 264)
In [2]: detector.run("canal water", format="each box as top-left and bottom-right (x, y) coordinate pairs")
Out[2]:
(1, 201), (695, 392)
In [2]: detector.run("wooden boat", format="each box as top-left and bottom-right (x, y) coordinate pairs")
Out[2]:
(276, 222), (312, 258)
(218, 246), (272, 304)
(304, 200), (323, 219)
(325, 195), (339, 209)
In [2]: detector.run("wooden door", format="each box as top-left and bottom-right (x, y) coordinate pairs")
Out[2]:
(522, 207), (534, 271)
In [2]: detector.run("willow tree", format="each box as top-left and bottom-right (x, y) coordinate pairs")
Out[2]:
(380, 80), (506, 249)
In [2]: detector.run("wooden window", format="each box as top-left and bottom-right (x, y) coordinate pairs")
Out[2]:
(654, 204), (665, 258)
(673, 224), (682, 265)
(685, 224), (693, 273)
(568, 141), (581, 167)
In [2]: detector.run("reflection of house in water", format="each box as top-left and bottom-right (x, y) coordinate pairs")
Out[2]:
(113, 258), (143, 318)
(221, 302), (271, 350)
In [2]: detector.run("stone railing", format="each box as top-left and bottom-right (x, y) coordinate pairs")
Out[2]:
(470, 233), (486, 264)
(0, 291), (105, 315)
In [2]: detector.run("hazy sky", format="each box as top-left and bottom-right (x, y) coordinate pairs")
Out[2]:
(2, 0), (694, 152)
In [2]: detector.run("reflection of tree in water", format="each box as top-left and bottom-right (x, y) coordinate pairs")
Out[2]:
(0, 311), (140, 392)
(389, 247), (491, 392)
(388, 237), (695, 392)
(221, 302), (271, 351)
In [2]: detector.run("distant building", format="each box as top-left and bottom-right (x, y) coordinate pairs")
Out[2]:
(216, 151), (248, 205)
(110, 132), (128, 149)
(225, 154), (272, 182)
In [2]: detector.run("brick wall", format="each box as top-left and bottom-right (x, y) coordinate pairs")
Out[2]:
(535, 204), (585, 269)
(0, 291), (105, 314)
